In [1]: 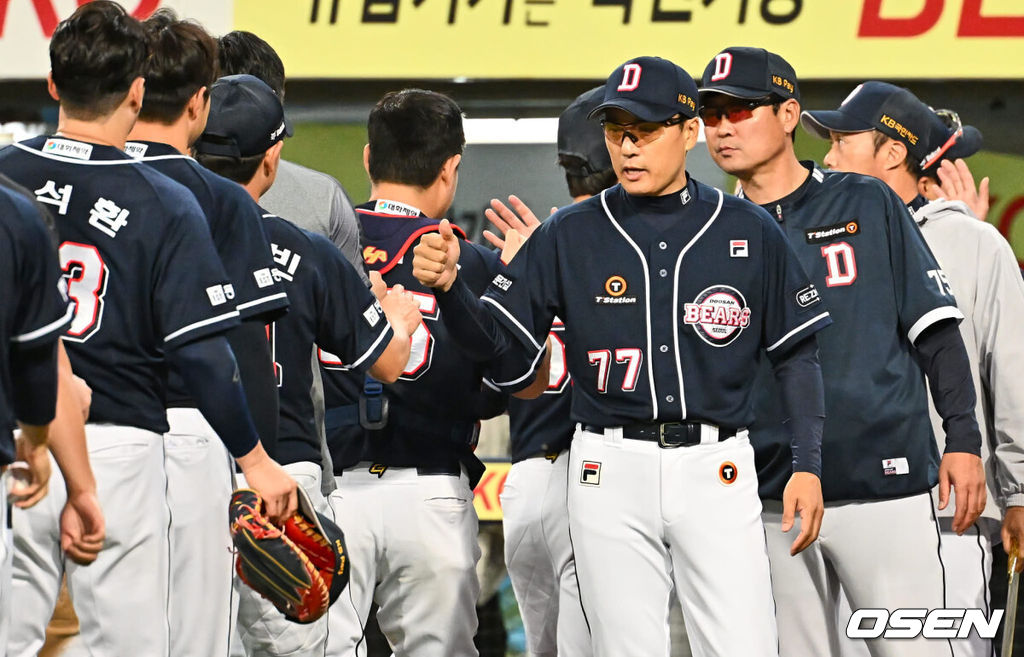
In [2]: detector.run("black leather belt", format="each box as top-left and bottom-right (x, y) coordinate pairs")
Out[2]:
(581, 422), (737, 448)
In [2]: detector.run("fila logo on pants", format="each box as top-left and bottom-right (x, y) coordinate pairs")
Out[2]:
(580, 461), (602, 486)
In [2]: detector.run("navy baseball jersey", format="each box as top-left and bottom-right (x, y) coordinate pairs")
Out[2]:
(260, 210), (394, 466)
(750, 162), (962, 501)
(126, 140), (290, 407)
(322, 200), (507, 475)
(0, 136), (239, 434)
(483, 177), (832, 429)
(0, 186), (73, 464)
(507, 319), (574, 462)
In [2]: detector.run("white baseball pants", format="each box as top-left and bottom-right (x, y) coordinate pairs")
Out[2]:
(501, 450), (592, 657)
(568, 427), (778, 657)
(165, 407), (237, 657)
(763, 492), (948, 657)
(10, 424), (169, 657)
(326, 465), (481, 657)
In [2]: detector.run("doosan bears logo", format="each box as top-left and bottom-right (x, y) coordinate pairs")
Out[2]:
(683, 285), (751, 347)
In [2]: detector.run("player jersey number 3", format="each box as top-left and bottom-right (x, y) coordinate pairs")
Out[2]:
(59, 241), (108, 342)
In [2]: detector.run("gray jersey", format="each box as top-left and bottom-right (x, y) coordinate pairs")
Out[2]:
(260, 159), (363, 276)
(913, 199), (1024, 522)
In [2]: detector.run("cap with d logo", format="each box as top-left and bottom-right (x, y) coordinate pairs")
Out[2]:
(588, 56), (699, 123)
(698, 47), (800, 103)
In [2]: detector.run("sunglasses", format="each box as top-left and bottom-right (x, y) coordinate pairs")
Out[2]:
(600, 116), (686, 146)
(920, 108), (963, 170)
(698, 97), (777, 127)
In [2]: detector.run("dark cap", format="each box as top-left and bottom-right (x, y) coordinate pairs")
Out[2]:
(699, 47), (800, 103)
(588, 56), (699, 122)
(195, 74), (292, 158)
(920, 108), (983, 174)
(558, 87), (612, 176)
(801, 81), (978, 167)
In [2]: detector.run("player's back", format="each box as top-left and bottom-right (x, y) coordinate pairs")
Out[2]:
(0, 136), (238, 434)
(751, 163), (960, 501)
(127, 140), (290, 408)
(261, 210), (392, 467)
(324, 201), (505, 477)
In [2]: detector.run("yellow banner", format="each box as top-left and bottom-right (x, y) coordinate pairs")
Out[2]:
(235, 0), (1024, 79)
(473, 460), (511, 522)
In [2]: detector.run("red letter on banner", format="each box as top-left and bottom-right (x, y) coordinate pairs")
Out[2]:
(858, 0), (943, 37)
(958, 0), (1024, 36)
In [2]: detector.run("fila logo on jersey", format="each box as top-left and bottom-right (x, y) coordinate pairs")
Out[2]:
(580, 461), (602, 485)
(805, 220), (860, 244)
(730, 240), (748, 258)
(795, 284), (821, 308)
(718, 461), (738, 485)
(882, 457), (909, 476)
(683, 285), (751, 347)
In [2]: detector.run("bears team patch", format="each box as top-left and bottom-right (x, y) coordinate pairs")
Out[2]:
(683, 285), (751, 347)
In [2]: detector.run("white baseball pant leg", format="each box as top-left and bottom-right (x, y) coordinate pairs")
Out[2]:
(327, 465), (481, 657)
(501, 451), (592, 657)
(11, 424), (170, 657)
(765, 492), (948, 657)
(0, 473), (10, 652)
(568, 428), (778, 657)
(236, 460), (330, 657)
(165, 407), (237, 657)
(8, 453), (66, 657)
(940, 518), (996, 657)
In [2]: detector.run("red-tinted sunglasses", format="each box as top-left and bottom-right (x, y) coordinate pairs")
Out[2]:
(698, 97), (777, 127)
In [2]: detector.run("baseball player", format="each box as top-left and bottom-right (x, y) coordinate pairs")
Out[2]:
(481, 86), (614, 657)
(413, 56), (833, 657)
(321, 88), (547, 657)
(804, 83), (1024, 657)
(699, 48), (984, 657)
(216, 29), (369, 501)
(1, 5), (297, 655)
(194, 74), (419, 657)
(0, 182), (73, 649)
(121, 12), (292, 656)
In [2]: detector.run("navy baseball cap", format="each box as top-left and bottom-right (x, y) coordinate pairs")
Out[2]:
(558, 87), (612, 176)
(919, 107), (983, 174)
(698, 47), (800, 103)
(195, 74), (293, 158)
(588, 56), (699, 122)
(801, 81), (936, 161)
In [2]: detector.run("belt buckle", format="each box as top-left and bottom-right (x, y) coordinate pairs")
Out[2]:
(658, 423), (684, 449)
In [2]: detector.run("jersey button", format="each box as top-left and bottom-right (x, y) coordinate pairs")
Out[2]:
(665, 395), (675, 403)
(659, 269), (668, 278)
(659, 345), (669, 353)
(659, 241), (668, 250)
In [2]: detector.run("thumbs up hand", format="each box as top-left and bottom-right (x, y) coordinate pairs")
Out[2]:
(413, 219), (462, 292)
